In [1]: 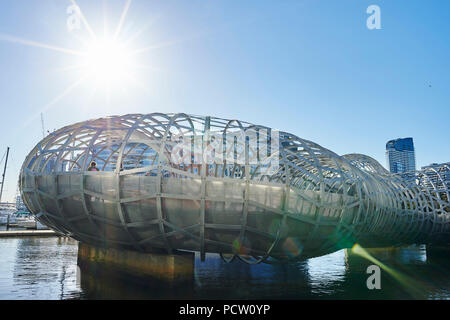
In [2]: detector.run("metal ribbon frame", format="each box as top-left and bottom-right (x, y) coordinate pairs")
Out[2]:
(19, 113), (449, 263)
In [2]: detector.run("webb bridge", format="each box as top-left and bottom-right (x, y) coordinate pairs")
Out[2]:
(19, 113), (449, 265)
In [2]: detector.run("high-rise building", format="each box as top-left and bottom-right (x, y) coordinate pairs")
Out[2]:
(385, 137), (416, 174)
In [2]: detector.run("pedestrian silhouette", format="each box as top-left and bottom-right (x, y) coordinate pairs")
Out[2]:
(87, 161), (99, 171)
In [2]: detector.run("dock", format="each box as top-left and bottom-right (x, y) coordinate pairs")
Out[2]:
(0, 229), (59, 237)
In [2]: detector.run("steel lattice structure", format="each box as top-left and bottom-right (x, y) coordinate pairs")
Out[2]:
(19, 113), (449, 263)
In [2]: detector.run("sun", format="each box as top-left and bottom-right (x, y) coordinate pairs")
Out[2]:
(82, 38), (134, 88)
(0, 0), (169, 114)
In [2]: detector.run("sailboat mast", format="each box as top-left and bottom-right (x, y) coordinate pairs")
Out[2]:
(0, 147), (10, 203)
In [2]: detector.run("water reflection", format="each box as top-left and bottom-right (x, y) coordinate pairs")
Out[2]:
(0, 237), (81, 300)
(0, 237), (449, 300)
(194, 255), (311, 299)
(307, 250), (347, 296)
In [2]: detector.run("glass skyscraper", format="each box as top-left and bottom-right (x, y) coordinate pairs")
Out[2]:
(385, 137), (416, 174)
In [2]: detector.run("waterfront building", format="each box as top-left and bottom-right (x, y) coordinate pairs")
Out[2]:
(385, 137), (416, 174)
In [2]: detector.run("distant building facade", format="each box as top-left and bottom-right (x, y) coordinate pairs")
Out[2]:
(385, 137), (416, 174)
(420, 162), (450, 190)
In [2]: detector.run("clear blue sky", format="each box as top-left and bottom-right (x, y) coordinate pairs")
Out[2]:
(0, 0), (449, 202)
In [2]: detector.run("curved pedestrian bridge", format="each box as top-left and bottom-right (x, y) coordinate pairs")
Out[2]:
(19, 113), (449, 263)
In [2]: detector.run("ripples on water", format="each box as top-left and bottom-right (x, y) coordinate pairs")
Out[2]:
(0, 237), (448, 300)
(0, 237), (81, 300)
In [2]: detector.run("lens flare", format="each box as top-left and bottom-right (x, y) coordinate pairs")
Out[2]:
(281, 237), (304, 258)
(351, 244), (427, 298)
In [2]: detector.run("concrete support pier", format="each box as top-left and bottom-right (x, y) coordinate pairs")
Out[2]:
(77, 242), (195, 286)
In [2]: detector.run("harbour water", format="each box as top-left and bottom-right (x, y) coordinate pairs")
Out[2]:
(0, 235), (449, 300)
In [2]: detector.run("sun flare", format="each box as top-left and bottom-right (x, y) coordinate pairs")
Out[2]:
(0, 0), (168, 121)
(82, 38), (134, 87)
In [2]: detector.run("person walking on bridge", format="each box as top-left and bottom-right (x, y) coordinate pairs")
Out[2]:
(87, 161), (99, 172)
